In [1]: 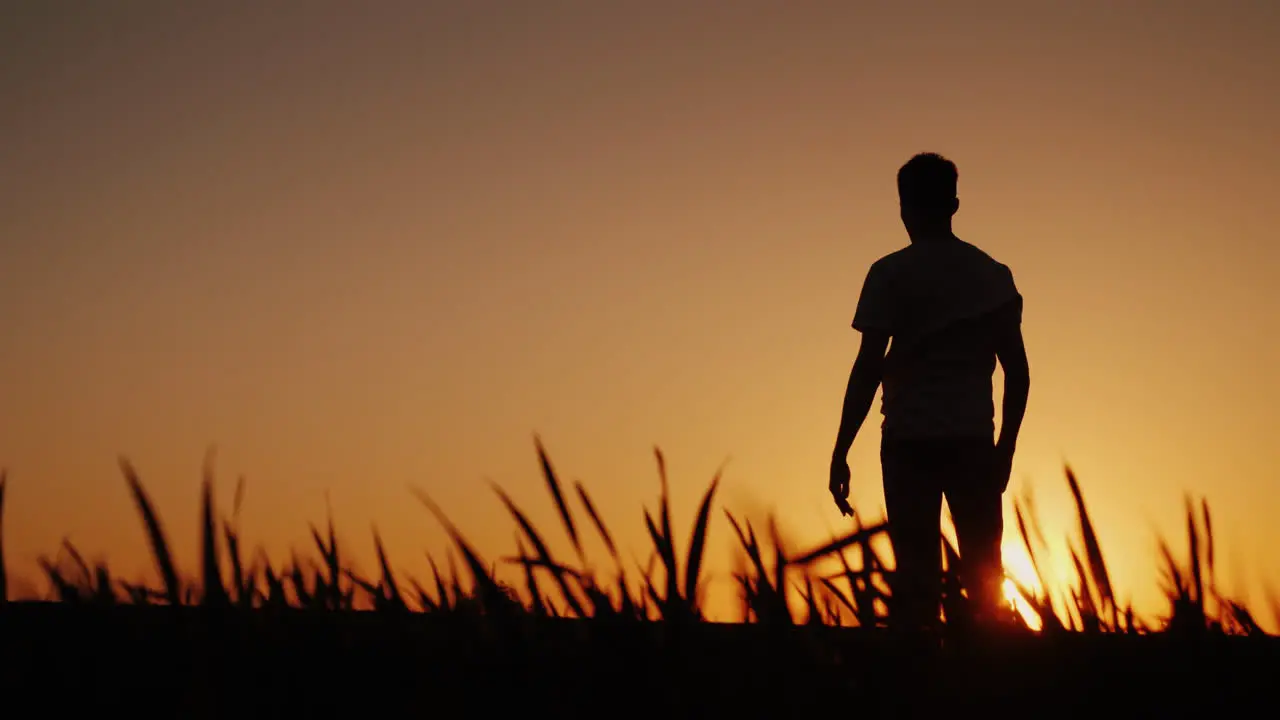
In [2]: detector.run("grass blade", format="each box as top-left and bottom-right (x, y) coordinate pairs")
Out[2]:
(492, 483), (587, 617)
(789, 521), (889, 566)
(200, 451), (228, 606)
(1186, 497), (1205, 626)
(534, 436), (584, 565)
(1202, 498), (1217, 619)
(514, 535), (545, 616)
(427, 553), (451, 611)
(654, 448), (679, 608)
(223, 521), (250, 607)
(1065, 466), (1115, 626)
(643, 509), (677, 615)
(576, 482), (618, 563)
(39, 556), (79, 602)
(61, 538), (92, 588)
(373, 526), (405, 609)
(412, 486), (509, 613)
(120, 458), (181, 606)
(682, 471), (721, 615)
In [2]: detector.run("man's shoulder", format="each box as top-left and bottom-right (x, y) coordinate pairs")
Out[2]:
(956, 239), (1013, 272)
(867, 246), (913, 275)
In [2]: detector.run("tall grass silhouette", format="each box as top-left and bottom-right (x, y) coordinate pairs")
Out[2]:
(1, 437), (1269, 639)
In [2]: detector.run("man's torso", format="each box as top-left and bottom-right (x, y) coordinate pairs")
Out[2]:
(852, 239), (1021, 440)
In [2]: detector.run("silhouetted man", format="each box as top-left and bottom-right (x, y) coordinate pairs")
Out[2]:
(829, 152), (1030, 631)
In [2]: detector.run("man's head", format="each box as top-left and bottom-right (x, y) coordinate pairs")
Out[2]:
(897, 152), (959, 236)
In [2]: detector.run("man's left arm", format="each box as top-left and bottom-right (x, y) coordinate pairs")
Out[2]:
(832, 330), (889, 461)
(831, 260), (894, 514)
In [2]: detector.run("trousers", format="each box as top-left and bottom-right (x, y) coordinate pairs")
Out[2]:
(881, 434), (1005, 629)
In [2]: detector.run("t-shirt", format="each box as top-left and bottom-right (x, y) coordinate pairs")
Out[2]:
(852, 238), (1021, 439)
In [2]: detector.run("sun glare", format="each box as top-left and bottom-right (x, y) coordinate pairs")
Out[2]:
(1003, 578), (1044, 631)
(1001, 546), (1048, 631)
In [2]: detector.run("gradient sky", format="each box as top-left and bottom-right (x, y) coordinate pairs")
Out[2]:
(2, 1), (1278, 624)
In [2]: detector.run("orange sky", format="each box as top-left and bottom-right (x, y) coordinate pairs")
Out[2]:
(2, 1), (1278, 626)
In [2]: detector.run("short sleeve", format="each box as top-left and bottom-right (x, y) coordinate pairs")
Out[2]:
(852, 260), (895, 334)
(987, 263), (1021, 320)
(995, 274), (1023, 325)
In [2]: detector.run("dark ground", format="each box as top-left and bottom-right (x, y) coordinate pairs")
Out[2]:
(2, 602), (1276, 717)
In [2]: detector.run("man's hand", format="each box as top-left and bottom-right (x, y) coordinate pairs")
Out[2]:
(994, 444), (1015, 493)
(829, 456), (854, 517)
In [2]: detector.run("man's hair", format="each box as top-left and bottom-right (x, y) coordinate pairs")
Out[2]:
(897, 152), (958, 210)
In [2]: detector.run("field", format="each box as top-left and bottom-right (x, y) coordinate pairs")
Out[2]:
(1, 440), (1277, 715)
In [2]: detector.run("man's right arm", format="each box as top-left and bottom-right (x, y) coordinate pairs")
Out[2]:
(994, 297), (1030, 456)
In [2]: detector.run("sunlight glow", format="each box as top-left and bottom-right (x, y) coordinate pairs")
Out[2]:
(1001, 547), (1044, 597)
(1004, 578), (1044, 631)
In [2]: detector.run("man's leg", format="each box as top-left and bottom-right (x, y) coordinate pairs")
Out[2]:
(881, 438), (945, 631)
(944, 439), (1006, 622)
